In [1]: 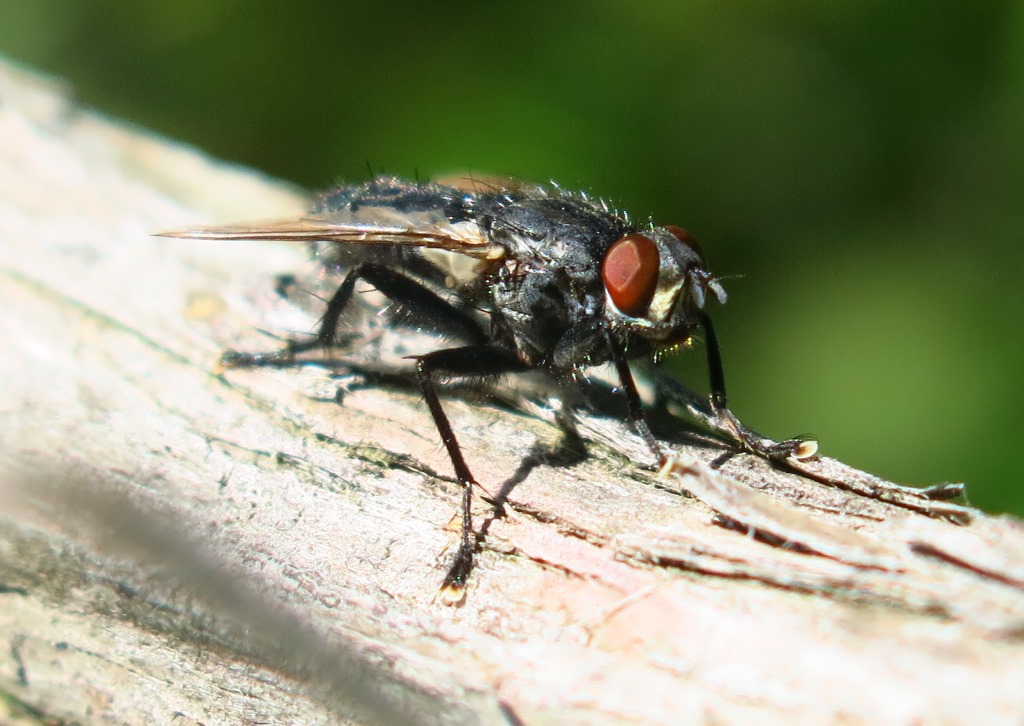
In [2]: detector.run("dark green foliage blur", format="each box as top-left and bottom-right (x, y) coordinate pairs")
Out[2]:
(3, 1), (1021, 512)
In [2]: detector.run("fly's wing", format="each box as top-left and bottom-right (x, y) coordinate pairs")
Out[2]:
(157, 206), (505, 261)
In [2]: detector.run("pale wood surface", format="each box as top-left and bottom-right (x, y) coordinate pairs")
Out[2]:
(1, 57), (1023, 725)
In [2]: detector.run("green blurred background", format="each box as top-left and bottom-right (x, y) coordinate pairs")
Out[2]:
(2, 1), (1021, 513)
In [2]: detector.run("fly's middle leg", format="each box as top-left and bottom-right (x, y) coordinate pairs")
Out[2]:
(412, 345), (526, 603)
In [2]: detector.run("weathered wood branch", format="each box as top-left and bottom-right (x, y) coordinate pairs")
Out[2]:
(1, 57), (1023, 724)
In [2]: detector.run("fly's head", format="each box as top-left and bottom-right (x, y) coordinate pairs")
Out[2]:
(600, 226), (726, 350)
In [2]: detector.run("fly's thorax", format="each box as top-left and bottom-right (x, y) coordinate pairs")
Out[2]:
(601, 226), (727, 344)
(490, 253), (577, 364)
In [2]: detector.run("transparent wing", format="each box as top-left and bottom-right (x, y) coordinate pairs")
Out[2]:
(157, 209), (503, 260)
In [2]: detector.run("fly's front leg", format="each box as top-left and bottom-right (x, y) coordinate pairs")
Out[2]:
(602, 330), (674, 469)
(412, 345), (526, 603)
(699, 312), (816, 460)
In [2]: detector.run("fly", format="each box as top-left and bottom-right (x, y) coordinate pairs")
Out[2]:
(160, 175), (815, 602)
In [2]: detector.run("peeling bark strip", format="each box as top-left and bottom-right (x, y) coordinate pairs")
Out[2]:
(1, 58), (1023, 724)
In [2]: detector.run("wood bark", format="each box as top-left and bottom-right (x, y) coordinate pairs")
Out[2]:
(1, 58), (1022, 725)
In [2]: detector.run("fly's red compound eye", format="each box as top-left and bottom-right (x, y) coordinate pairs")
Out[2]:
(664, 225), (705, 263)
(602, 233), (660, 317)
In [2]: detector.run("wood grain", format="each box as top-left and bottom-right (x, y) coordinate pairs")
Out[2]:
(1, 58), (1022, 725)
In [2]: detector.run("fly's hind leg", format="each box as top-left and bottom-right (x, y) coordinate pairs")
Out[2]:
(221, 268), (362, 368)
(221, 262), (488, 368)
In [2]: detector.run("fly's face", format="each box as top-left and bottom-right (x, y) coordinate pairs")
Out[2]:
(601, 225), (726, 346)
